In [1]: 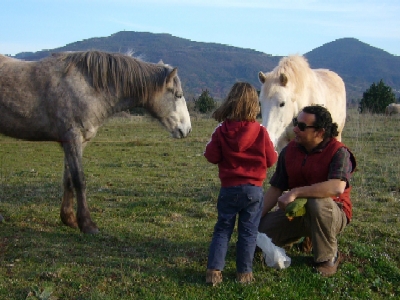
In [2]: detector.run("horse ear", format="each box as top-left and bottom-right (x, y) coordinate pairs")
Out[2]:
(166, 68), (178, 88)
(279, 73), (288, 86)
(258, 72), (266, 84)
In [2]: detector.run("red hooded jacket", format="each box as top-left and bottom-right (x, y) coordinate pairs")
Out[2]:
(204, 120), (277, 187)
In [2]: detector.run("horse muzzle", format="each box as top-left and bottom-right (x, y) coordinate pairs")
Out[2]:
(172, 126), (192, 138)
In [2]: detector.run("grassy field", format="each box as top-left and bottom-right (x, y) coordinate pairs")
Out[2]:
(0, 109), (399, 299)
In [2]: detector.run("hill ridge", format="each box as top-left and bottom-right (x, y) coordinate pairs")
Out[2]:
(13, 31), (400, 100)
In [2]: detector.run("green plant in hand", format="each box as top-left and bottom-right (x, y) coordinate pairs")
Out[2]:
(285, 198), (307, 220)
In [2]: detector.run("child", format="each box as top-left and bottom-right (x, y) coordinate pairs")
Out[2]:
(204, 82), (277, 285)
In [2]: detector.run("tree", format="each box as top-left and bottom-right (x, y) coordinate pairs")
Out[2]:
(359, 79), (396, 113)
(194, 89), (216, 113)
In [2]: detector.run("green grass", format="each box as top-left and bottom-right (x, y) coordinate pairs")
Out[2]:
(0, 111), (399, 299)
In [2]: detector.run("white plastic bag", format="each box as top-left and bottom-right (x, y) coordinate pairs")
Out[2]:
(256, 232), (291, 269)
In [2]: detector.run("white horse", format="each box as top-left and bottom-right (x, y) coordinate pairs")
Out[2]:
(258, 55), (346, 152)
(385, 103), (400, 115)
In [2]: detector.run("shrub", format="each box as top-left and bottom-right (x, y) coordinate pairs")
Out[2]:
(194, 89), (216, 113)
(359, 79), (396, 113)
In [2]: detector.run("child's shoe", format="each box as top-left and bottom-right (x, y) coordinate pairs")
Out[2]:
(206, 269), (222, 286)
(236, 272), (254, 284)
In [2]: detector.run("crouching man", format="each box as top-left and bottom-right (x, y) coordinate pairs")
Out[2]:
(258, 105), (356, 277)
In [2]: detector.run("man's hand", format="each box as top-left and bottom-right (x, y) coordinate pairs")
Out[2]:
(277, 191), (296, 210)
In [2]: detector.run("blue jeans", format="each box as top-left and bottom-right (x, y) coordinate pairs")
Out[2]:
(207, 184), (263, 273)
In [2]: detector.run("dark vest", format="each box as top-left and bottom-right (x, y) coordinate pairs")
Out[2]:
(285, 139), (356, 222)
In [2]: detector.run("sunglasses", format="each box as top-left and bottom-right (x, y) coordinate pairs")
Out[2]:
(292, 117), (318, 131)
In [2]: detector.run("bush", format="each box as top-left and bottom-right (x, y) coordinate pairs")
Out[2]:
(194, 89), (216, 113)
(359, 79), (396, 113)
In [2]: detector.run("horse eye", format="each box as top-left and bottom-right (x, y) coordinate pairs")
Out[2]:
(175, 92), (183, 99)
(279, 102), (285, 107)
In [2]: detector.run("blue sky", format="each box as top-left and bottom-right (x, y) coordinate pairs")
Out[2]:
(1, 0), (399, 57)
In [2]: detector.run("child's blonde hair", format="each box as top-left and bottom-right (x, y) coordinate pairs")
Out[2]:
(212, 82), (260, 122)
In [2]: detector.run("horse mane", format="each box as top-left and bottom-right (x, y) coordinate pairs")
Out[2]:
(272, 55), (313, 94)
(60, 51), (170, 101)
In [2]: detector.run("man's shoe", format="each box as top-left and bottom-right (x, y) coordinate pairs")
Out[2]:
(314, 252), (341, 277)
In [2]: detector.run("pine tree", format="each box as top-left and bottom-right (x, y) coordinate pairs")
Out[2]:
(359, 79), (396, 113)
(194, 89), (216, 113)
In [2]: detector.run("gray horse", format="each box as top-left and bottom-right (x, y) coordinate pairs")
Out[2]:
(0, 51), (192, 233)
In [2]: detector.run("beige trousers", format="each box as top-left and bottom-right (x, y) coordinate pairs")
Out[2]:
(258, 198), (348, 263)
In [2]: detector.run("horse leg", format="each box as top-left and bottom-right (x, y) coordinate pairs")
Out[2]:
(61, 129), (99, 234)
(60, 159), (78, 229)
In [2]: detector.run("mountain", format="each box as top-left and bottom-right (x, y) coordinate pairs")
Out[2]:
(13, 31), (400, 101)
(305, 38), (400, 101)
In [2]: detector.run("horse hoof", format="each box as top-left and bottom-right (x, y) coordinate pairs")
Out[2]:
(82, 228), (100, 234)
(82, 227), (100, 234)
(61, 218), (79, 229)
(60, 212), (79, 229)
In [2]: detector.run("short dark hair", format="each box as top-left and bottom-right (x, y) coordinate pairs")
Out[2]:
(302, 105), (339, 138)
